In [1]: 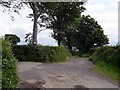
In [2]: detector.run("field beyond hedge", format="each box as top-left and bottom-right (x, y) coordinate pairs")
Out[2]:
(13, 45), (71, 62)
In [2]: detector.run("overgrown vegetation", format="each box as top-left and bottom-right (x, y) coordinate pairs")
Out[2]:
(2, 38), (19, 88)
(13, 45), (71, 62)
(89, 45), (120, 81)
(62, 15), (109, 53)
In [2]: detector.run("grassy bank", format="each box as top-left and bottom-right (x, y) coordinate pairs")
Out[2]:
(89, 46), (120, 81)
(93, 61), (119, 81)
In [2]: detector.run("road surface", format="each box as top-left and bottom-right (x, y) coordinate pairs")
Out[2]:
(17, 57), (119, 89)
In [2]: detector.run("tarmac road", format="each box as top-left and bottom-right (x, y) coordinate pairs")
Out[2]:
(17, 57), (119, 89)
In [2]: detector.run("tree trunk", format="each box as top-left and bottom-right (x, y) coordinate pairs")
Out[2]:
(32, 12), (38, 45)
(67, 36), (72, 51)
(57, 32), (62, 46)
(29, 2), (39, 45)
(58, 40), (61, 46)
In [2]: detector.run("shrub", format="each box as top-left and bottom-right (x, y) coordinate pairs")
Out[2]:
(13, 45), (71, 62)
(89, 45), (120, 81)
(108, 46), (120, 67)
(2, 38), (19, 88)
(89, 45), (120, 68)
(88, 48), (97, 55)
(100, 47), (114, 63)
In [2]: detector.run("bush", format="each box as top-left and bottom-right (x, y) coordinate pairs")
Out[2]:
(89, 45), (120, 81)
(13, 45), (71, 62)
(88, 48), (97, 55)
(100, 47), (114, 63)
(89, 45), (120, 68)
(108, 46), (120, 67)
(2, 38), (19, 88)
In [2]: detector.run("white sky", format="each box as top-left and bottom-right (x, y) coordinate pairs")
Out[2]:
(0, 0), (119, 46)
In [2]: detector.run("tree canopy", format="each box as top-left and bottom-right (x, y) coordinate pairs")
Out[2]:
(1, 1), (109, 51)
(62, 15), (109, 52)
(0, 1), (86, 45)
(43, 2), (85, 46)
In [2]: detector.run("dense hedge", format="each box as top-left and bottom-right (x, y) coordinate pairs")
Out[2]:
(89, 46), (120, 68)
(2, 38), (19, 88)
(13, 45), (71, 62)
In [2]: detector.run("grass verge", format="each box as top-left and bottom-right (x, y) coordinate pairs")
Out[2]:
(93, 62), (119, 81)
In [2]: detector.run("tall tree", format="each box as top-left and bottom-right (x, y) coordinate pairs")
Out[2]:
(63, 15), (109, 52)
(0, 2), (47, 45)
(28, 2), (48, 45)
(42, 2), (86, 46)
(0, 1), (86, 46)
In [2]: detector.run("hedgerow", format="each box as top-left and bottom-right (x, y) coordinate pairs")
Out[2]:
(2, 38), (19, 88)
(13, 45), (71, 62)
(89, 46), (120, 68)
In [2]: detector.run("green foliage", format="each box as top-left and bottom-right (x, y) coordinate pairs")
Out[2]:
(4, 34), (20, 45)
(71, 50), (79, 56)
(45, 2), (86, 46)
(2, 38), (19, 88)
(89, 46), (120, 68)
(63, 15), (109, 53)
(88, 48), (97, 56)
(13, 45), (71, 62)
(108, 46), (120, 67)
(94, 62), (119, 81)
(25, 32), (32, 45)
(1, 2), (86, 45)
(89, 46), (120, 81)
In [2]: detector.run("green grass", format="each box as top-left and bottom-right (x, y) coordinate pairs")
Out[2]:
(93, 62), (119, 81)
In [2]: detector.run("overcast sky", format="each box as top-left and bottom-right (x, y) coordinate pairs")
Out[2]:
(0, 0), (119, 46)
